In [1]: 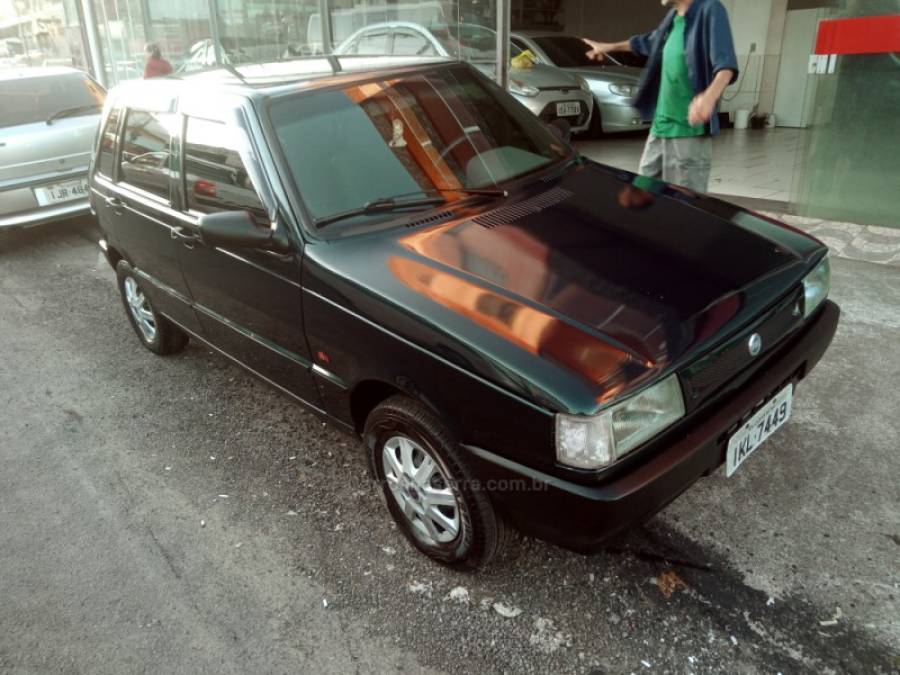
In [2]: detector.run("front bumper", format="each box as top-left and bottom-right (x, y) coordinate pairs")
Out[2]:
(0, 199), (91, 229)
(598, 102), (651, 133)
(462, 300), (840, 553)
(517, 91), (593, 134)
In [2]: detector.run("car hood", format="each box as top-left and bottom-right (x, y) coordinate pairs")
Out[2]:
(0, 114), (99, 185)
(477, 62), (583, 89)
(564, 66), (643, 85)
(306, 162), (825, 414)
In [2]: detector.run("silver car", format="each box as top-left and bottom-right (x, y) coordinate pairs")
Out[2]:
(511, 31), (650, 137)
(0, 67), (105, 229)
(335, 22), (594, 135)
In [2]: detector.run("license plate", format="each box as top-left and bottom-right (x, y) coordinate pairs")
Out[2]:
(34, 178), (89, 206)
(556, 101), (581, 117)
(726, 384), (793, 477)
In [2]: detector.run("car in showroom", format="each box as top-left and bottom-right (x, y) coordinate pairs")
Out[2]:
(1, 67), (105, 230)
(90, 59), (838, 569)
(511, 31), (649, 137)
(334, 21), (594, 134)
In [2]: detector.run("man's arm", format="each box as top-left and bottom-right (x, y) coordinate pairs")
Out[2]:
(688, 2), (740, 126)
(688, 68), (734, 126)
(582, 38), (632, 61)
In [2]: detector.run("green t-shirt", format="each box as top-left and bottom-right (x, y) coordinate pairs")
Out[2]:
(651, 15), (705, 138)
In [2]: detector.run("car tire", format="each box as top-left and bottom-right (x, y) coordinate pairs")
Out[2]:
(364, 395), (511, 570)
(585, 105), (605, 139)
(115, 260), (189, 356)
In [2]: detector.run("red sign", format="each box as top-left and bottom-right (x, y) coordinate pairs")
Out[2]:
(815, 14), (900, 55)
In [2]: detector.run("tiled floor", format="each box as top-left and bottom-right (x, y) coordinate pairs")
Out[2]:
(575, 127), (803, 203)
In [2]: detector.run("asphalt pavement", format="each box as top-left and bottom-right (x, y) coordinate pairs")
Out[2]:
(1, 219), (897, 675)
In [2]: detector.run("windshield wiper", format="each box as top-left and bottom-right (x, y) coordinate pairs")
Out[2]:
(46, 103), (102, 125)
(315, 196), (448, 229)
(315, 187), (509, 230)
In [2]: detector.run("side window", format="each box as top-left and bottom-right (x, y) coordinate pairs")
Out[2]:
(96, 106), (121, 178)
(392, 30), (436, 56)
(120, 109), (174, 200)
(352, 30), (389, 55)
(183, 117), (269, 225)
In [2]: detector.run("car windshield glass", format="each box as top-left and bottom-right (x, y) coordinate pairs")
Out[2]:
(0, 72), (104, 128)
(429, 24), (520, 62)
(533, 36), (646, 69)
(269, 64), (572, 232)
(533, 36), (597, 68)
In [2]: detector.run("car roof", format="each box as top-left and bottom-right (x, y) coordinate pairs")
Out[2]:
(108, 57), (459, 105)
(0, 66), (87, 81)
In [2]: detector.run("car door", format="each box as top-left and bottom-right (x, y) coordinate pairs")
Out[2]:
(104, 106), (201, 333)
(171, 110), (320, 405)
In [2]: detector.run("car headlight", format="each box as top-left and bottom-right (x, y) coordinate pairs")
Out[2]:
(609, 83), (636, 97)
(802, 255), (830, 318)
(509, 78), (540, 97)
(555, 375), (685, 470)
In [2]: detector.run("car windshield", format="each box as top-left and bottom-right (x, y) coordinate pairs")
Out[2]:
(532, 36), (599, 68)
(270, 64), (572, 232)
(533, 35), (646, 69)
(0, 72), (104, 128)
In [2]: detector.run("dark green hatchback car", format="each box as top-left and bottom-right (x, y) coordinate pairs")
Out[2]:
(91, 58), (838, 569)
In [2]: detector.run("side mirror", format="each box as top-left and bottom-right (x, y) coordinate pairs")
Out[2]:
(547, 119), (572, 145)
(198, 210), (291, 253)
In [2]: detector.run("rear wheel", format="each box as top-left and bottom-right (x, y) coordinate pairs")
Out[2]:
(116, 260), (188, 355)
(365, 395), (510, 570)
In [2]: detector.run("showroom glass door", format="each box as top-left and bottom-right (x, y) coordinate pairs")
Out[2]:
(790, 0), (900, 229)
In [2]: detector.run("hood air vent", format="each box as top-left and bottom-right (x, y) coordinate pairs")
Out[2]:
(472, 187), (574, 229)
(405, 210), (454, 228)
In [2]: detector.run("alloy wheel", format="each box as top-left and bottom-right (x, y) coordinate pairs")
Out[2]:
(382, 435), (461, 546)
(123, 276), (157, 342)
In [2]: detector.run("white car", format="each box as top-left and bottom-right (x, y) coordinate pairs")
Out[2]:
(0, 67), (105, 229)
(335, 22), (594, 135)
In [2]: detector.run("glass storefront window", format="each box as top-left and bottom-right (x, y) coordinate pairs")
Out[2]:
(3, 1), (506, 95)
(0, 0), (89, 72)
(793, 0), (900, 228)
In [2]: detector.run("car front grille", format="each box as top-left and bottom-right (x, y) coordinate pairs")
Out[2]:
(681, 288), (805, 406)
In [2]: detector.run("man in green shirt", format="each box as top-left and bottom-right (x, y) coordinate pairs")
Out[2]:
(583, 0), (738, 192)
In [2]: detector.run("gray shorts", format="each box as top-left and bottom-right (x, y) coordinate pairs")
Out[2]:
(638, 133), (712, 193)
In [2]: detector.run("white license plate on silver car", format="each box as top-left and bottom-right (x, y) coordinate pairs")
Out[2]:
(726, 384), (793, 477)
(556, 102), (581, 117)
(34, 178), (89, 206)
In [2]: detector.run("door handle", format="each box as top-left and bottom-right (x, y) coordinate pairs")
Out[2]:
(171, 226), (197, 249)
(104, 196), (123, 214)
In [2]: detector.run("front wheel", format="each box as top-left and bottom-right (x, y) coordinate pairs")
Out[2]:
(584, 105), (605, 139)
(116, 260), (189, 355)
(364, 395), (510, 570)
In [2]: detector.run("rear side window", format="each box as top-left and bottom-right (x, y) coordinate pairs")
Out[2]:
(0, 72), (104, 128)
(120, 110), (175, 201)
(183, 117), (269, 224)
(96, 107), (121, 178)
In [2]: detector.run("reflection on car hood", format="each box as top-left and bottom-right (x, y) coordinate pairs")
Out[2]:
(307, 162), (826, 414)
